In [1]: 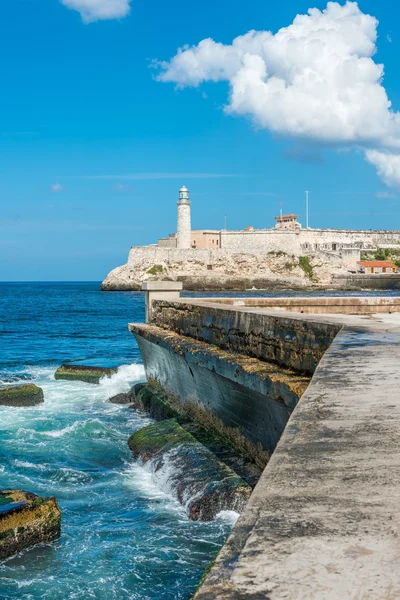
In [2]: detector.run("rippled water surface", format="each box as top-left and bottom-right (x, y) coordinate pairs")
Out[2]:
(0, 283), (236, 600)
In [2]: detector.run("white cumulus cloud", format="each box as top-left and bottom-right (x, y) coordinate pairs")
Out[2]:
(157, 1), (400, 188)
(365, 150), (400, 188)
(51, 182), (63, 192)
(60, 0), (131, 23)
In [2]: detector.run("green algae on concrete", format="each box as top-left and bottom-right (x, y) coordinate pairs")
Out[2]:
(128, 419), (252, 521)
(0, 384), (44, 407)
(54, 364), (117, 384)
(132, 383), (185, 422)
(0, 490), (61, 560)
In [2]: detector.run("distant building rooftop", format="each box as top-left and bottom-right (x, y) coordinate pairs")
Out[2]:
(358, 261), (397, 268)
(274, 214), (300, 222)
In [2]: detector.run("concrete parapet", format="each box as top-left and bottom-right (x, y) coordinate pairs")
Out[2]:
(178, 295), (400, 314)
(142, 280), (183, 322)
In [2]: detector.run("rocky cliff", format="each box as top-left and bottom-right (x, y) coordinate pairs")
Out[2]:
(101, 250), (346, 291)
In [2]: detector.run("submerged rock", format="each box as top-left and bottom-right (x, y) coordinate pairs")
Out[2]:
(109, 383), (144, 404)
(54, 364), (117, 384)
(130, 383), (183, 421)
(109, 391), (135, 404)
(0, 490), (61, 560)
(0, 384), (44, 407)
(128, 419), (251, 521)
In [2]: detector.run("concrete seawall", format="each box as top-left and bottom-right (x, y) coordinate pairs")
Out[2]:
(332, 273), (400, 289)
(130, 322), (309, 452)
(129, 296), (400, 599)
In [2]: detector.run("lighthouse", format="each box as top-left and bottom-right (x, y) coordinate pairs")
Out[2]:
(176, 185), (191, 249)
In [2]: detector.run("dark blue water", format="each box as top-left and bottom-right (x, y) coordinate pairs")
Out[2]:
(0, 283), (236, 600)
(1, 283), (399, 599)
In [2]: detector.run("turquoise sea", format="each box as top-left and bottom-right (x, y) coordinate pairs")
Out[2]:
(1, 283), (399, 599)
(0, 283), (236, 600)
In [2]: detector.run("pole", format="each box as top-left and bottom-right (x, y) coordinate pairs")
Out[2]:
(280, 200), (282, 218)
(305, 190), (309, 229)
(224, 215), (227, 230)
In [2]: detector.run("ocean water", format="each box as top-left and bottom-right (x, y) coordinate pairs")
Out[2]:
(0, 283), (237, 600)
(1, 283), (399, 599)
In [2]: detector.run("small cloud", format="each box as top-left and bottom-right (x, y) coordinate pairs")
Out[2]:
(202, 92), (208, 99)
(60, 0), (132, 23)
(387, 34), (392, 43)
(51, 183), (63, 193)
(375, 190), (397, 199)
(114, 182), (132, 191)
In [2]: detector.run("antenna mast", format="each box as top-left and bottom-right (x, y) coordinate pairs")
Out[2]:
(280, 200), (283, 218)
(305, 190), (309, 229)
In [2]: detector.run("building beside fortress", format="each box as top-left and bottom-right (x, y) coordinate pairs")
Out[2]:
(156, 186), (400, 258)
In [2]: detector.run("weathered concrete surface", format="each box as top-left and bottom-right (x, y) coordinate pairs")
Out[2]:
(151, 300), (340, 374)
(194, 313), (400, 599)
(332, 273), (400, 289)
(186, 295), (400, 314)
(129, 323), (309, 453)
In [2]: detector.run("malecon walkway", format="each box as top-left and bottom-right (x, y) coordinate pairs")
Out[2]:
(132, 287), (400, 599)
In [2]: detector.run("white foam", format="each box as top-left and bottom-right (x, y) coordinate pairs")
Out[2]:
(99, 363), (146, 399)
(13, 459), (45, 471)
(42, 423), (79, 438)
(215, 510), (240, 526)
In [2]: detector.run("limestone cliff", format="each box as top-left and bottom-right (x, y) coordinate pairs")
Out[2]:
(101, 248), (347, 291)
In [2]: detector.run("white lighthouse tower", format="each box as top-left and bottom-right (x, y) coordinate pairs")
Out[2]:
(176, 185), (191, 249)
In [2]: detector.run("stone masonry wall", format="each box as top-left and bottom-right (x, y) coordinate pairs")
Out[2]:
(220, 228), (400, 254)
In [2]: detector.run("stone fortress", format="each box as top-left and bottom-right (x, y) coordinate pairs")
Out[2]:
(102, 186), (400, 290)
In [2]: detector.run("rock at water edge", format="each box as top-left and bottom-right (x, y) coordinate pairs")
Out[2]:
(0, 384), (44, 407)
(0, 490), (61, 560)
(54, 364), (117, 384)
(128, 419), (251, 521)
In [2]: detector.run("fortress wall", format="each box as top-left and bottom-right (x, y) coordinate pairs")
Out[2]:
(221, 230), (302, 254)
(220, 229), (400, 254)
(128, 246), (224, 265)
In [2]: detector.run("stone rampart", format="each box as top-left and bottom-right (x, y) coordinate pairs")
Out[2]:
(220, 227), (400, 254)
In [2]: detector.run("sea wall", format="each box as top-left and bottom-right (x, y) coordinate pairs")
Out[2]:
(130, 322), (309, 452)
(130, 296), (400, 598)
(332, 273), (400, 289)
(150, 300), (340, 373)
(129, 301), (338, 453)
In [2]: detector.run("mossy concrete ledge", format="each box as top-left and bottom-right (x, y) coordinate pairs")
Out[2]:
(54, 364), (117, 384)
(128, 419), (251, 521)
(0, 384), (44, 407)
(129, 323), (310, 453)
(0, 490), (61, 560)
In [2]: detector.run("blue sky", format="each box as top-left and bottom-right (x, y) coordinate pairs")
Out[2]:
(1, 0), (400, 281)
